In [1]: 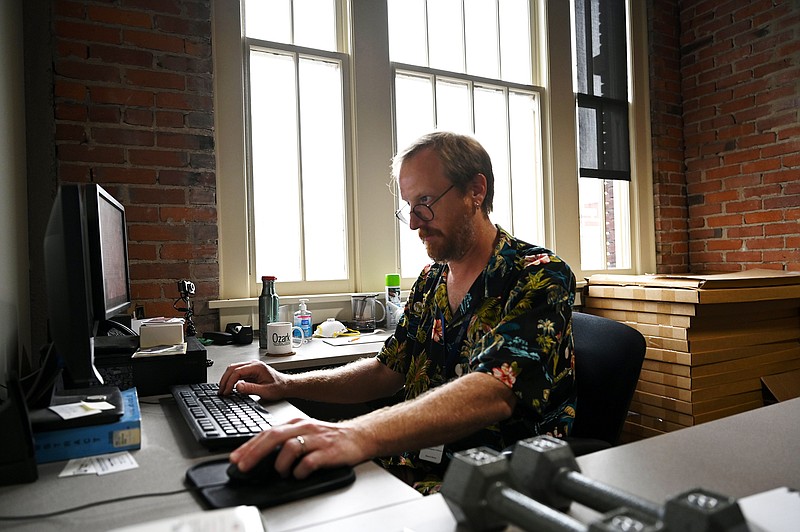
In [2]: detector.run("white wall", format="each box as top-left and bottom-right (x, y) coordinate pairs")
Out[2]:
(0, 0), (31, 387)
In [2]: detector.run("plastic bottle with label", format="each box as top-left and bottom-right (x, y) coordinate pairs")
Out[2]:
(258, 276), (279, 349)
(385, 273), (402, 331)
(293, 298), (313, 342)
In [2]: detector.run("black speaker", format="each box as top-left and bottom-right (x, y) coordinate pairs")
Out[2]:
(0, 376), (38, 485)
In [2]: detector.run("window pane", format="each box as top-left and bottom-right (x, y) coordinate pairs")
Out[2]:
(578, 106), (599, 169)
(294, 0), (336, 51)
(509, 91), (544, 244)
(499, 0), (532, 84)
(244, 0), (291, 42)
(578, 177), (605, 270)
(298, 57), (347, 280)
(394, 73), (435, 152)
(435, 79), (471, 134)
(388, 0), (427, 65)
(465, 0), (499, 79)
(427, 0), (464, 72)
(579, 177), (631, 270)
(392, 1), (543, 278)
(474, 86), (510, 230)
(250, 51), (302, 280)
(575, 0), (626, 99)
(395, 73), (436, 278)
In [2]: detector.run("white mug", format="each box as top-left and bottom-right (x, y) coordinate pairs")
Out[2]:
(266, 321), (304, 355)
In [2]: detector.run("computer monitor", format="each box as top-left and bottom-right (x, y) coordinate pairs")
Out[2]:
(42, 183), (132, 389)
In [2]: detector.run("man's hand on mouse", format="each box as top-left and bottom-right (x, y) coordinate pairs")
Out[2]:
(218, 360), (288, 401)
(229, 417), (373, 480)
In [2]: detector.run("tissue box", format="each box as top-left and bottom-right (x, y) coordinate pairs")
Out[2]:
(139, 319), (184, 347)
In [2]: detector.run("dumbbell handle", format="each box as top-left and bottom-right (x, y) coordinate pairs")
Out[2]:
(487, 482), (587, 532)
(553, 468), (663, 517)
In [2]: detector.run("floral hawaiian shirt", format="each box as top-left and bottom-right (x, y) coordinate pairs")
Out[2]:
(376, 226), (576, 491)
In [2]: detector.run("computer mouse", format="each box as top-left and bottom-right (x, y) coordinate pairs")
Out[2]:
(226, 447), (281, 484)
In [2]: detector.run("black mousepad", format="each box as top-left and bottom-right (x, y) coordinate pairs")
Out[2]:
(186, 458), (356, 509)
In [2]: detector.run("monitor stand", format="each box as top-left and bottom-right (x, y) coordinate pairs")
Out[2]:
(28, 372), (124, 432)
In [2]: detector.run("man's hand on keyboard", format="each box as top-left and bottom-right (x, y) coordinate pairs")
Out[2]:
(218, 360), (287, 401)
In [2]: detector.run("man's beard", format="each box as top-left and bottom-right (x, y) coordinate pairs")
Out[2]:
(420, 209), (475, 263)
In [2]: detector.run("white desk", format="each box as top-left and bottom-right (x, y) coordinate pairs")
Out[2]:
(313, 398), (800, 530)
(208, 332), (391, 372)
(0, 337), (419, 532)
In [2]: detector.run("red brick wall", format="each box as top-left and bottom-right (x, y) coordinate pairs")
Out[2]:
(52, 0), (218, 332)
(649, 0), (800, 273)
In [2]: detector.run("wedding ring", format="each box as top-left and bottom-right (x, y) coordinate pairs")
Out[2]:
(296, 435), (306, 455)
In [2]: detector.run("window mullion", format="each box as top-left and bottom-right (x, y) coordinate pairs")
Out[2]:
(294, 52), (307, 281)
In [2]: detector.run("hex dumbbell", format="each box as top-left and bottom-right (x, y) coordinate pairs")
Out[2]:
(510, 436), (748, 532)
(440, 446), (664, 532)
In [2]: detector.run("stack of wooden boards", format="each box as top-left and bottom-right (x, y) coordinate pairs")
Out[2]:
(583, 269), (800, 442)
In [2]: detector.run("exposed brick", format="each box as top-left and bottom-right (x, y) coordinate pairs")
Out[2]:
(124, 108), (154, 126)
(87, 5), (153, 28)
(56, 60), (121, 83)
(54, 80), (88, 101)
(125, 68), (186, 90)
(155, 110), (185, 127)
(57, 144), (125, 164)
(90, 86), (154, 106)
(54, 20), (122, 44)
(128, 223), (188, 242)
(89, 44), (154, 67)
(155, 92), (212, 111)
(91, 126), (155, 146)
(125, 243), (158, 261)
(123, 29), (185, 53)
(128, 148), (189, 167)
(128, 186), (187, 205)
(93, 167), (158, 185)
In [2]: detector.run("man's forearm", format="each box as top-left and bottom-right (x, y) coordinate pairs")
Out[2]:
(283, 357), (404, 404)
(343, 372), (517, 459)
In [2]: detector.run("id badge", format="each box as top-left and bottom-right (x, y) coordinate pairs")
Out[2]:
(419, 445), (444, 464)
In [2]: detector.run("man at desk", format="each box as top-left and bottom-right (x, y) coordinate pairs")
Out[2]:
(219, 131), (576, 493)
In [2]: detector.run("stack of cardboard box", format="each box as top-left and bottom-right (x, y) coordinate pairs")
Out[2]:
(583, 269), (800, 442)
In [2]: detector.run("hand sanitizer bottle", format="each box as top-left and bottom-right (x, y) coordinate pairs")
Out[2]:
(293, 298), (313, 341)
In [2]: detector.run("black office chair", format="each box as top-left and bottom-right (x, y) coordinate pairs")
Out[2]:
(565, 311), (646, 455)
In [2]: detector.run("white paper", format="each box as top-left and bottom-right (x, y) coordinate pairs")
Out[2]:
(107, 506), (265, 532)
(81, 400), (116, 411)
(49, 402), (102, 420)
(739, 487), (800, 532)
(59, 451), (139, 477)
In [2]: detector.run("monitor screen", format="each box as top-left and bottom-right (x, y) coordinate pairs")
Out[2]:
(85, 184), (131, 320)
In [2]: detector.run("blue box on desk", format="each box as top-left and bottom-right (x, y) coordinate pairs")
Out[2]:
(33, 387), (141, 464)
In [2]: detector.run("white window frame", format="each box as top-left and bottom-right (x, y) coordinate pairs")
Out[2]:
(211, 0), (655, 323)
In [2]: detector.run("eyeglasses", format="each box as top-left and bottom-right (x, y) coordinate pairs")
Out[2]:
(395, 184), (455, 224)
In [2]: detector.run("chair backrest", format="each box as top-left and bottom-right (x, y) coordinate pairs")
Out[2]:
(571, 312), (646, 447)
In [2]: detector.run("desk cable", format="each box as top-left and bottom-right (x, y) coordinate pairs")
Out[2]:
(0, 482), (227, 521)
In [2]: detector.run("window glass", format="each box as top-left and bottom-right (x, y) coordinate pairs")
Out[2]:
(246, 2), (347, 283)
(573, 0), (632, 270)
(389, 0), (543, 278)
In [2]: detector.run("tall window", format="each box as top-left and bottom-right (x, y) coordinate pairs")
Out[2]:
(388, 0), (544, 277)
(214, 0), (654, 303)
(573, 0), (632, 270)
(244, 0), (350, 284)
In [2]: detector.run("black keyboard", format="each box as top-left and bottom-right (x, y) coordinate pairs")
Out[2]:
(171, 383), (273, 450)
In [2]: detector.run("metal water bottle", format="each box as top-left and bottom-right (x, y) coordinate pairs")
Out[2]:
(258, 275), (279, 349)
